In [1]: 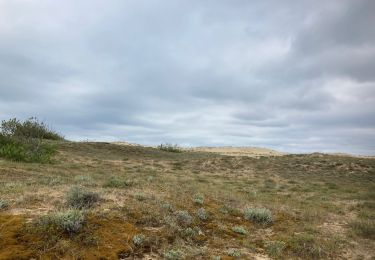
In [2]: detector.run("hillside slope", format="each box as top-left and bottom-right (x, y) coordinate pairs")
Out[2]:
(0, 141), (374, 259)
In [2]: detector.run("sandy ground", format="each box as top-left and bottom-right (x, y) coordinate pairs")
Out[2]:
(188, 146), (286, 157)
(113, 142), (285, 157)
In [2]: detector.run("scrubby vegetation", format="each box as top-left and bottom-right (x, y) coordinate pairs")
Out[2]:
(158, 143), (182, 153)
(232, 225), (247, 235)
(0, 140), (374, 259)
(66, 186), (100, 209)
(36, 209), (85, 235)
(244, 207), (273, 224)
(1, 117), (62, 140)
(0, 199), (9, 210)
(0, 117), (62, 162)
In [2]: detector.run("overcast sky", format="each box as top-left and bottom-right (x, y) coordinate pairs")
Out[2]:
(0, 0), (374, 155)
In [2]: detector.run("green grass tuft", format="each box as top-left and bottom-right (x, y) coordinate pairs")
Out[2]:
(66, 186), (100, 209)
(244, 207), (273, 224)
(36, 209), (85, 235)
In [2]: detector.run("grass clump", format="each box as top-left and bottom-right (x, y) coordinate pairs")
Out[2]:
(103, 176), (132, 188)
(265, 240), (286, 258)
(164, 249), (184, 260)
(133, 234), (146, 246)
(226, 248), (241, 257)
(175, 210), (193, 227)
(193, 193), (204, 205)
(36, 209), (85, 235)
(232, 226), (247, 235)
(244, 207), (273, 224)
(197, 208), (208, 220)
(350, 220), (375, 239)
(158, 143), (182, 153)
(66, 186), (100, 209)
(0, 199), (9, 210)
(288, 233), (323, 258)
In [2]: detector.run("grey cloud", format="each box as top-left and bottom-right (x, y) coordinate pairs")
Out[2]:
(0, 0), (374, 155)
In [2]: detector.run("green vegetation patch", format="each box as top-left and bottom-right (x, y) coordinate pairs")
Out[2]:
(0, 117), (61, 162)
(36, 209), (85, 235)
(158, 143), (182, 153)
(66, 187), (100, 209)
(244, 207), (273, 224)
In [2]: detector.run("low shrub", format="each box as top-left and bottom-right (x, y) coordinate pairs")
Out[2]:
(0, 136), (56, 163)
(164, 249), (184, 260)
(0, 199), (9, 210)
(350, 220), (375, 239)
(227, 248), (241, 257)
(244, 207), (273, 224)
(1, 117), (63, 140)
(232, 226), (247, 235)
(175, 210), (193, 227)
(288, 233), (323, 258)
(0, 117), (60, 163)
(103, 176), (133, 188)
(182, 227), (201, 237)
(193, 193), (204, 205)
(265, 240), (286, 258)
(133, 192), (148, 201)
(66, 186), (100, 209)
(197, 208), (208, 220)
(161, 202), (174, 212)
(158, 143), (182, 153)
(36, 209), (85, 235)
(133, 234), (146, 246)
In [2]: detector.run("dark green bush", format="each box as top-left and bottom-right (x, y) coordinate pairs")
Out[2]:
(1, 117), (63, 140)
(0, 117), (60, 163)
(158, 143), (182, 153)
(0, 134), (56, 163)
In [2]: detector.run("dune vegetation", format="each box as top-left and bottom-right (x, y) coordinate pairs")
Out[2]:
(0, 119), (374, 259)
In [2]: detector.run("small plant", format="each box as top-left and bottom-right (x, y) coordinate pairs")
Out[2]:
(164, 249), (184, 260)
(175, 210), (193, 227)
(182, 227), (197, 237)
(133, 192), (148, 201)
(244, 207), (273, 224)
(232, 226), (247, 235)
(193, 193), (204, 205)
(226, 248), (241, 258)
(36, 209), (85, 234)
(0, 199), (9, 210)
(74, 175), (93, 185)
(158, 143), (182, 153)
(197, 208), (208, 220)
(350, 220), (375, 239)
(212, 256), (221, 260)
(266, 240), (286, 257)
(161, 202), (174, 212)
(288, 233), (323, 258)
(133, 234), (146, 246)
(66, 186), (100, 209)
(103, 176), (132, 188)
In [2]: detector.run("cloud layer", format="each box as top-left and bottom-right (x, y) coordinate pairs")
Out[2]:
(1, 0), (374, 155)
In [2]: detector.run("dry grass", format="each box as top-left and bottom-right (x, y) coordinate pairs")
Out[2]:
(0, 141), (374, 259)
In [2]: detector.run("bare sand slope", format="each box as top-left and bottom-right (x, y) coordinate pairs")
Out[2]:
(189, 146), (286, 157)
